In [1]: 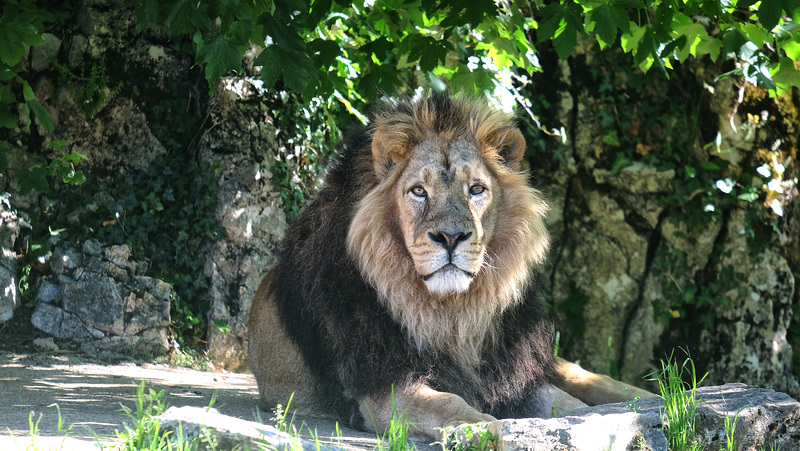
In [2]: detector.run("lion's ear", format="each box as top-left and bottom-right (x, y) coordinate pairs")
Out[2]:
(371, 126), (412, 177)
(371, 128), (394, 176)
(497, 128), (526, 171)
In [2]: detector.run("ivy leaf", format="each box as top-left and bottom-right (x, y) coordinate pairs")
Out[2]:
(449, 65), (494, 94)
(537, 2), (565, 43)
(196, 27), (249, 94)
(307, 39), (340, 68)
(0, 6), (51, 66)
(28, 100), (54, 132)
(757, 1), (782, 31)
(610, 152), (632, 175)
(553, 22), (577, 60)
(0, 104), (15, 129)
(22, 80), (35, 102)
(283, 52), (315, 93)
(262, 15), (305, 52)
(255, 46), (315, 93)
(15, 165), (51, 195)
(622, 23), (647, 53)
(589, 4), (625, 45)
(256, 46), (281, 88)
(695, 34), (723, 61)
(738, 192), (759, 202)
(308, 0), (332, 26)
(361, 37), (393, 62)
(773, 58), (800, 89)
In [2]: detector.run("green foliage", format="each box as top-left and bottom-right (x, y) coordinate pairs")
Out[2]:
(123, 0), (799, 116)
(271, 393), (297, 435)
(15, 140), (86, 195)
(269, 92), (341, 219)
(112, 381), (209, 450)
(55, 55), (123, 119)
(437, 423), (498, 451)
(0, 0), (54, 136)
(0, 1), (86, 190)
(651, 246), (741, 331)
(654, 351), (708, 451)
(91, 155), (224, 345)
(377, 387), (415, 451)
(720, 403), (742, 451)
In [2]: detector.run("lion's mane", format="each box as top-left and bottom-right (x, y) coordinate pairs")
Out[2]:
(269, 93), (556, 427)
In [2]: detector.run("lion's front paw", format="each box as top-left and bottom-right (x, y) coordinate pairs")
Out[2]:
(445, 412), (497, 428)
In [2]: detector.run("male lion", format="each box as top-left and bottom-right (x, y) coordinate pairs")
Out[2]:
(248, 93), (653, 440)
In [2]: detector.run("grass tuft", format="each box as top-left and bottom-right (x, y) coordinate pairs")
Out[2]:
(654, 351), (707, 451)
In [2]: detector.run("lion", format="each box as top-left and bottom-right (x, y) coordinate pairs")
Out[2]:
(247, 93), (654, 440)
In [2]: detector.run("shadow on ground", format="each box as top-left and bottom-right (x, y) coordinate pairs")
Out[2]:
(0, 351), (387, 450)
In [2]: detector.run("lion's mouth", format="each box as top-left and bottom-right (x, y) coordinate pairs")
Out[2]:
(421, 264), (475, 295)
(422, 264), (475, 280)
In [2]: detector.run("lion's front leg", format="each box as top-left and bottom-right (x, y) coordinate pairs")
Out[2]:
(360, 384), (496, 441)
(554, 357), (656, 406)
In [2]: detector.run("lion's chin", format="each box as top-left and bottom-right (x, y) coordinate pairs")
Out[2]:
(422, 265), (474, 296)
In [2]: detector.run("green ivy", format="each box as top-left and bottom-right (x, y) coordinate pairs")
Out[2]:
(1, 1), (86, 192)
(55, 56), (123, 119)
(90, 155), (225, 344)
(269, 92), (342, 220)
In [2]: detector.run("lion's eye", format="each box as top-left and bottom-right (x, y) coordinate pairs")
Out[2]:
(469, 184), (486, 195)
(410, 186), (427, 198)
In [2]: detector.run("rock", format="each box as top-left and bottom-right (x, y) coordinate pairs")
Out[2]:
(159, 406), (332, 451)
(496, 384), (799, 450)
(593, 162), (675, 194)
(30, 33), (62, 72)
(0, 265), (17, 323)
(62, 274), (125, 335)
(0, 205), (20, 323)
(494, 411), (666, 451)
(68, 34), (88, 69)
(551, 189), (649, 373)
(55, 97), (166, 171)
(33, 337), (59, 352)
(700, 211), (799, 397)
(32, 302), (104, 340)
(81, 238), (103, 256)
(197, 82), (287, 371)
(36, 280), (61, 303)
(31, 242), (174, 356)
(123, 276), (171, 335)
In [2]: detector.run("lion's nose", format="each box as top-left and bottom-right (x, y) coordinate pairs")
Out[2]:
(429, 231), (472, 259)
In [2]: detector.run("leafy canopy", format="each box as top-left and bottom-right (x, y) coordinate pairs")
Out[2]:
(124, 0), (800, 111)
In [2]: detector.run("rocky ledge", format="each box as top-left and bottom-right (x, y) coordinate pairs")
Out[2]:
(156, 384), (799, 450)
(496, 383), (799, 450)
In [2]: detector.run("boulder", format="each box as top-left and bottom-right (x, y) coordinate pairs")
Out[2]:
(197, 80), (287, 371)
(700, 211), (799, 397)
(493, 383), (799, 450)
(159, 406), (337, 451)
(0, 203), (20, 323)
(154, 384), (799, 451)
(31, 239), (173, 357)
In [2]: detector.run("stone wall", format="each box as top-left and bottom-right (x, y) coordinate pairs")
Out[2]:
(532, 51), (799, 398)
(31, 240), (172, 358)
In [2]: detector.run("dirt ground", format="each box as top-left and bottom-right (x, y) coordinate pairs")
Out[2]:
(0, 350), (397, 450)
(0, 351), (258, 449)
(0, 306), (390, 450)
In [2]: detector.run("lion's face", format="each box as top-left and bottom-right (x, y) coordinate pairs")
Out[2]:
(396, 139), (499, 296)
(346, 95), (550, 356)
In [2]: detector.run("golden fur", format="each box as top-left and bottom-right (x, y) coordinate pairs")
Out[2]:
(347, 99), (549, 368)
